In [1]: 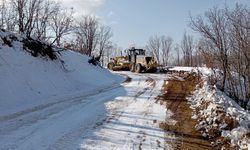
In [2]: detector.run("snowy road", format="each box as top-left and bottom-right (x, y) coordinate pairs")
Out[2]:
(0, 72), (172, 150)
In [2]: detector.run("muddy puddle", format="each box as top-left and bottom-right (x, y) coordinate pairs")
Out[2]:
(158, 72), (217, 150)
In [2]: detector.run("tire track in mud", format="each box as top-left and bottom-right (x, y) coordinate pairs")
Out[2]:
(158, 73), (215, 150)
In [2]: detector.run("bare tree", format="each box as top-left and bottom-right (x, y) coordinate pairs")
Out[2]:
(197, 38), (216, 68)
(3, 0), (74, 43)
(75, 16), (99, 56)
(11, 0), (44, 36)
(0, 0), (7, 28)
(174, 44), (181, 66)
(226, 4), (250, 107)
(190, 5), (250, 109)
(190, 7), (230, 91)
(160, 35), (173, 66)
(146, 35), (161, 64)
(96, 25), (113, 65)
(146, 35), (173, 66)
(11, 0), (25, 33)
(50, 7), (74, 46)
(0, 0), (17, 31)
(33, 0), (58, 41)
(180, 32), (194, 66)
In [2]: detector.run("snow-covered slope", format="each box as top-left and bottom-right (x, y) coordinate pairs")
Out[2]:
(189, 81), (250, 149)
(0, 30), (123, 116)
(170, 66), (250, 149)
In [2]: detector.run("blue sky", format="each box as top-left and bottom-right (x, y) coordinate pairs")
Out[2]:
(62, 0), (249, 49)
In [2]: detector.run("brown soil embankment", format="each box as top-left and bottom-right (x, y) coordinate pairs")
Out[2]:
(158, 72), (216, 150)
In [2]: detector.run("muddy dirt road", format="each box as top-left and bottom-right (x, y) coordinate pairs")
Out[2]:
(158, 73), (214, 150)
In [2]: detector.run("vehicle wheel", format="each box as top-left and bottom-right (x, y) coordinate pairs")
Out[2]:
(107, 63), (114, 70)
(135, 63), (142, 73)
(129, 63), (135, 72)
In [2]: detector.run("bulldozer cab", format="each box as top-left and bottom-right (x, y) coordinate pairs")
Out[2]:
(128, 48), (145, 63)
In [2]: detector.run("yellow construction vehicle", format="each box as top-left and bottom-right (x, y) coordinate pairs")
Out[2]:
(107, 47), (157, 73)
(107, 56), (130, 71)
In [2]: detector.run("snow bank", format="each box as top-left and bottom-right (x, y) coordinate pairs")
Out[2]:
(168, 66), (249, 149)
(168, 66), (213, 76)
(168, 66), (196, 72)
(0, 30), (124, 116)
(188, 79), (250, 149)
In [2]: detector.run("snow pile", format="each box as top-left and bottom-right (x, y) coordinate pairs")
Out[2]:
(0, 30), (124, 116)
(188, 81), (250, 149)
(167, 66), (249, 149)
(168, 66), (213, 76)
(168, 66), (197, 72)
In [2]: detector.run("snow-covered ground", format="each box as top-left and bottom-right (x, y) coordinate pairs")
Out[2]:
(0, 30), (172, 149)
(0, 30), (123, 117)
(79, 72), (173, 150)
(0, 72), (171, 150)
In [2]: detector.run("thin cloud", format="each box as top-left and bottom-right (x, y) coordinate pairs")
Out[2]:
(61, 0), (106, 16)
(107, 11), (115, 17)
(110, 20), (118, 25)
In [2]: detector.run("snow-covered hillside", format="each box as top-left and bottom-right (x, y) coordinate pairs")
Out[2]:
(0, 30), (123, 116)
